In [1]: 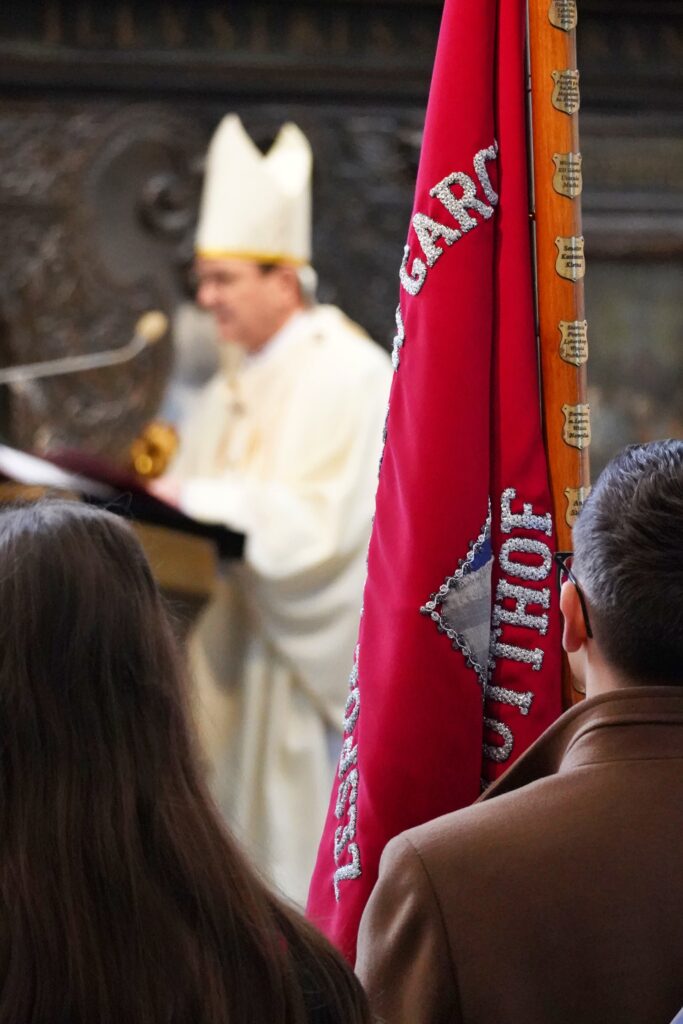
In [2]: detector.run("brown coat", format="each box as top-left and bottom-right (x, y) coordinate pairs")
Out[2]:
(356, 687), (683, 1024)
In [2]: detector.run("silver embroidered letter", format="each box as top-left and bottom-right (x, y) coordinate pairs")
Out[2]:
(333, 765), (361, 899)
(338, 736), (358, 777)
(500, 487), (552, 536)
(334, 804), (358, 861)
(333, 843), (361, 899)
(430, 172), (494, 233)
(485, 684), (534, 716)
(483, 716), (514, 763)
(392, 305), (405, 371)
(473, 141), (499, 206)
(399, 244), (426, 296)
(499, 538), (552, 582)
(493, 579), (550, 635)
(334, 768), (358, 819)
(344, 687), (361, 733)
(412, 212), (461, 268)
(492, 637), (545, 672)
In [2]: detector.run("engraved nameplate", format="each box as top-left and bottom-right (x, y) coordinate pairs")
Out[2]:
(564, 486), (591, 527)
(552, 152), (583, 198)
(551, 70), (580, 114)
(562, 404), (591, 450)
(555, 236), (585, 281)
(548, 0), (578, 32)
(559, 320), (588, 366)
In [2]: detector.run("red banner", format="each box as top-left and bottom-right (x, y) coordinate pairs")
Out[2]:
(307, 0), (562, 963)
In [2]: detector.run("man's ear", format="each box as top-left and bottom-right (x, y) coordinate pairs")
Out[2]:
(275, 265), (302, 307)
(560, 581), (588, 653)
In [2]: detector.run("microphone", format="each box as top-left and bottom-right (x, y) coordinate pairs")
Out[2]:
(0, 311), (169, 386)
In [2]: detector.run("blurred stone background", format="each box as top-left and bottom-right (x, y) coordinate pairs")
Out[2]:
(0, 0), (680, 474)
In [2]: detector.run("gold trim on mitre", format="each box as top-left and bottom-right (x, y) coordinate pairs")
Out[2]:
(195, 248), (308, 267)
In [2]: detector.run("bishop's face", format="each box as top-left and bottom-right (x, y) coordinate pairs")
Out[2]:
(194, 257), (301, 353)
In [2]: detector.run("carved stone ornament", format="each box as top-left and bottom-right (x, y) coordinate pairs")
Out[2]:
(0, 104), (203, 458)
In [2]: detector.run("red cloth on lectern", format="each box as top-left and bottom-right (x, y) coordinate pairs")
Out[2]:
(307, 0), (563, 963)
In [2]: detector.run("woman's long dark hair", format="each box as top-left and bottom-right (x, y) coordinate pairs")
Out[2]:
(0, 500), (369, 1024)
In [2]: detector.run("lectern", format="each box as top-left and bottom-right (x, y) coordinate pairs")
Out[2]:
(0, 445), (244, 638)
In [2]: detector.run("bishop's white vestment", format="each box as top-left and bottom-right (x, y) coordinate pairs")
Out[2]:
(173, 304), (392, 904)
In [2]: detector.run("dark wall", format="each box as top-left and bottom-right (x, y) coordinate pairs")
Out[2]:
(0, 0), (681, 469)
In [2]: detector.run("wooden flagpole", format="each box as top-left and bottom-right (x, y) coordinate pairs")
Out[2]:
(527, 0), (591, 707)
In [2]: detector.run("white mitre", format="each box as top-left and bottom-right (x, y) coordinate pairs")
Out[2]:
(195, 114), (313, 266)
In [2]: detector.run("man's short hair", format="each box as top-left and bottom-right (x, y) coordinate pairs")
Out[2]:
(258, 262), (318, 305)
(573, 439), (683, 685)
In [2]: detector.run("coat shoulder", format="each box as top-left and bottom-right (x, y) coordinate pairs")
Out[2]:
(303, 306), (392, 380)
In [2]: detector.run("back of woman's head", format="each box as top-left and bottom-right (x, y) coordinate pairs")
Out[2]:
(0, 501), (369, 1024)
(0, 500), (187, 800)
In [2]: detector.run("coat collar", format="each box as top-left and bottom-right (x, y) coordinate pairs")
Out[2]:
(480, 686), (683, 804)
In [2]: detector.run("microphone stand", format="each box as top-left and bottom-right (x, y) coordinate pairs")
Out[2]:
(0, 311), (168, 386)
